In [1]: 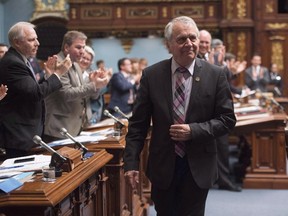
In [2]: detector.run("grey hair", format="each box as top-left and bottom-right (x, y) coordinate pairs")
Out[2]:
(8, 22), (35, 47)
(164, 16), (199, 41)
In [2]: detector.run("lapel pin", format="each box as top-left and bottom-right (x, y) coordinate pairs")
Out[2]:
(195, 77), (200, 82)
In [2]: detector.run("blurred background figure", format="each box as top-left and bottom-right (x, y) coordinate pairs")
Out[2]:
(211, 38), (225, 66)
(107, 57), (141, 117)
(91, 59), (113, 122)
(78, 45), (98, 125)
(224, 52), (249, 96)
(0, 43), (8, 60)
(268, 63), (282, 97)
(138, 58), (148, 72)
(244, 54), (270, 92)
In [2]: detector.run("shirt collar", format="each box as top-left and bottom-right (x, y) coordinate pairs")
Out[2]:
(171, 58), (195, 76)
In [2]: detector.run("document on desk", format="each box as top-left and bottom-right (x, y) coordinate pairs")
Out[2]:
(48, 128), (113, 148)
(0, 154), (51, 173)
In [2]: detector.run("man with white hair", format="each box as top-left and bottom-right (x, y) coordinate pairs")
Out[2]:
(0, 21), (71, 158)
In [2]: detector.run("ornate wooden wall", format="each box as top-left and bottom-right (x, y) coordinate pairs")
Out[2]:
(33, 0), (286, 96)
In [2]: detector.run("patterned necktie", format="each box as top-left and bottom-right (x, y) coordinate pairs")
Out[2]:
(173, 67), (190, 157)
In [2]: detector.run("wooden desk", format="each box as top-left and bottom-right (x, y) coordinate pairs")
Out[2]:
(0, 149), (113, 216)
(233, 113), (288, 189)
(83, 134), (148, 216)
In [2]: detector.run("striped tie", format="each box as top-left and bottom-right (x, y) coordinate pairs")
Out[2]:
(173, 67), (190, 157)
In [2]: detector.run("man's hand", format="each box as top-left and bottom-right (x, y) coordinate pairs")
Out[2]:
(0, 84), (8, 100)
(124, 170), (139, 190)
(169, 124), (192, 141)
(44, 54), (72, 77)
(90, 68), (110, 89)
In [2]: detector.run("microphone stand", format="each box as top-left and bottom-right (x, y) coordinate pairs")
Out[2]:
(60, 128), (93, 159)
(33, 135), (67, 176)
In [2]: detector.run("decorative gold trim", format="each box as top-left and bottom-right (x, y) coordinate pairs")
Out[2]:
(236, 0), (246, 19)
(226, 0), (233, 19)
(237, 32), (246, 61)
(265, 1), (274, 13)
(121, 39), (133, 54)
(208, 6), (214, 17)
(269, 35), (285, 41)
(266, 23), (288, 29)
(162, 7), (168, 18)
(117, 7), (122, 18)
(81, 7), (112, 19)
(172, 5), (204, 18)
(31, 0), (68, 21)
(271, 41), (284, 71)
(126, 7), (158, 19)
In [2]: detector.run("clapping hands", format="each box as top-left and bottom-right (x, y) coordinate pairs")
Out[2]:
(44, 54), (72, 77)
(89, 68), (111, 89)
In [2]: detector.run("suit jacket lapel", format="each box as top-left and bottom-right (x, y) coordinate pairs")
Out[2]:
(186, 58), (202, 119)
(160, 59), (173, 121)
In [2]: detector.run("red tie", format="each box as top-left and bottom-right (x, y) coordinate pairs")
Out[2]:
(173, 67), (190, 157)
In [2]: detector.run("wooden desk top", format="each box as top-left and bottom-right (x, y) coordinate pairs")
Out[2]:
(0, 149), (113, 207)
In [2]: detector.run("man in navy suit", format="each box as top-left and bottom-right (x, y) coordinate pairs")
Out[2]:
(0, 22), (71, 158)
(107, 57), (141, 117)
(123, 16), (236, 216)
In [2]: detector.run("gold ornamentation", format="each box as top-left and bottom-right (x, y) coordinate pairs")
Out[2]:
(121, 39), (133, 54)
(32, 0), (68, 21)
(265, 1), (274, 13)
(236, 0), (246, 18)
(226, 0), (233, 19)
(237, 32), (246, 61)
(117, 7), (122, 18)
(227, 32), (234, 53)
(172, 6), (204, 18)
(127, 7), (157, 19)
(71, 8), (76, 19)
(266, 23), (288, 29)
(162, 7), (167, 18)
(271, 41), (284, 71)
(82, 7), (112, 19)
(208, 6), (214, 17)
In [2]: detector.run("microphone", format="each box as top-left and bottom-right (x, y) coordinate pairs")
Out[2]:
(33, 135), (67, 169)
(103, 109), (125, 127)
(261, 93), (284, 112)
(274, 87), (282, 97)
(114, 106), (129, 119)
(270, 97), (284, 111)
(60, 128), (88, 157)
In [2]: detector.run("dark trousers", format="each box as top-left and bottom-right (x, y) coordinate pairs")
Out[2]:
(151, 156), (209, 216)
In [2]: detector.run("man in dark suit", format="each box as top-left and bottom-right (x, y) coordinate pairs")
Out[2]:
(0, 21), (71, 158)
(245, 54), (270, 92)
(123, 16), (236, 216)
(107, 57), (141, 117)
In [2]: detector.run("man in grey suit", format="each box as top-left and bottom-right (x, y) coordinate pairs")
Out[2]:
(43, 31), (109, 142)
(0, 22), (71, 158)
(123, 16), (236, 216)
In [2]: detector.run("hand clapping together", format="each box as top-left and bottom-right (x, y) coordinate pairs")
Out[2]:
(89, 68), (110, 89)
(44, 54), (72, 77)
